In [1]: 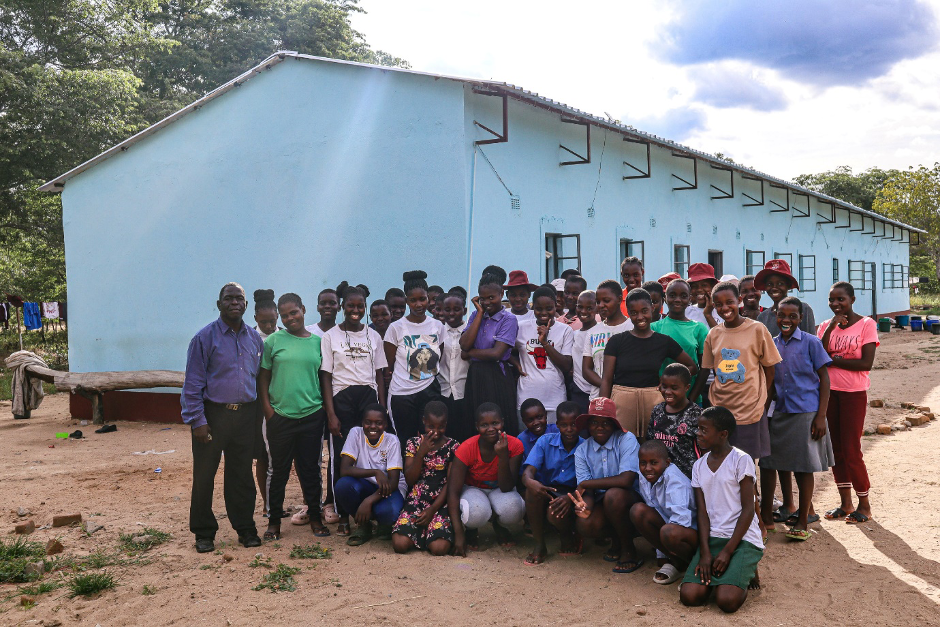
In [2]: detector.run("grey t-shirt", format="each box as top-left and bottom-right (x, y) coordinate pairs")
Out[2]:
(757, 301), (816, 337)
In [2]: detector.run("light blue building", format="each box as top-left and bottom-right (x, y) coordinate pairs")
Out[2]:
(42, 52), (921, 417)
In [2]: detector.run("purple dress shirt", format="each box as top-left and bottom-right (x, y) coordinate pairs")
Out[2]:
(464, 308), (518, 364)
(181, 318), (264, 429)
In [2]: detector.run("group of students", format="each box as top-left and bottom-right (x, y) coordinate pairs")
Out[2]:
(227, 256), (878, 613)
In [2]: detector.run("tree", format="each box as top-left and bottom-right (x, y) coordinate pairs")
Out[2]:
(873, 163), (940, 286)
(793, 165), (898, 212)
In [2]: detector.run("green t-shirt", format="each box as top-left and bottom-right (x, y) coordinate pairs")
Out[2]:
(261, 330), (323, 419)
(651, 316), (708, 394)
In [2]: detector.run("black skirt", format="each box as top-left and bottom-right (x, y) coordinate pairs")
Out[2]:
(465, 360), (518, 436)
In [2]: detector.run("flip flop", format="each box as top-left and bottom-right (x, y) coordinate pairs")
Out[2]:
(311, 524), (331, 538)
(523, 553), (546, 566)
(845, 511), (871, 524)
(824, 507), (848, 520)
(558, 538), (583, 557)
(653, 563), (681, 584)
(336, 523), (351, 536)
(772, 505), (796, 523)
(603, 550), (620, 563)
(784, 528), (812, 541)
(786, 512), (821, 525)
(263, 528), (280, 541)
(612, 558), (645, 574)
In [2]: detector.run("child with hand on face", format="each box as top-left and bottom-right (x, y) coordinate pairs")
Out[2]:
(522, 402), (584, 565)
(686, 263), (723, 329)
(759, 297), (834, 540)
(630, 440), (698, 585)
(392, 401), (459, 556)
(647, 363), (702, 479)
(517, 398), (560, 464)
(569, 397), (644, 574)
(681, 407), (765, 614)
(448, 403), (526, 554)
(337, 404), (408, 547)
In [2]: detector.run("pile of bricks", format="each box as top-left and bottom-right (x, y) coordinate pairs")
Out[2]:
(873, 401), (935, 435)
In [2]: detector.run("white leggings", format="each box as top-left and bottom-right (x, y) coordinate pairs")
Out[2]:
(459, 485), (525, 529)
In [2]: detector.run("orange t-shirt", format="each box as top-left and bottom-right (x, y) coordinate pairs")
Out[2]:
(455, 435), (524, 489)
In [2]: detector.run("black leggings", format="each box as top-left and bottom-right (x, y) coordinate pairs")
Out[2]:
(266, 410), (325, 521)
(390, 378), (442, 451)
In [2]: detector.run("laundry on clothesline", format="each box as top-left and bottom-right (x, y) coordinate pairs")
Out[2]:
(42, 302), (59, 319)
(23, 302), (42, 330)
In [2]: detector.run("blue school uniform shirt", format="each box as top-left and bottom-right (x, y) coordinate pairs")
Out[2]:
(638, 463), (696, 529)
(574, 431), (640, 492)
(773, 328), (833, 414)
(518, 424), (559, 468)
(523, 431), (584, 487)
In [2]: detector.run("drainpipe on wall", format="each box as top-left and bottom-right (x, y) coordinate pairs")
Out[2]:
(467, 145), (479, 291)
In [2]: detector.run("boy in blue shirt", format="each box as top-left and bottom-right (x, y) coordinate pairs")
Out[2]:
(630, 440), (698, 585)
(517, 398), (559, 463)
(569, 397), (643, 574)
(522, 401), (583, 565)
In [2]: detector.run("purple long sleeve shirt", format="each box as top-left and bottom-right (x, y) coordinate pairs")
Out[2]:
(181, 318), (264, 429)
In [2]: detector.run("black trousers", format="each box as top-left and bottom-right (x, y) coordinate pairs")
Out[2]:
(465, 361), (518, 436)
(266, 409), (326, 521)
(569, 387), (591, 416)
(443, 394), (473, 442)
(190, 401), (257, 540)
(390, 378), (442, 450)
(327, 385), (379, 515)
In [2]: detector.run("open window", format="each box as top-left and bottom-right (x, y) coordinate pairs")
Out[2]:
(545, 233), (581, 281)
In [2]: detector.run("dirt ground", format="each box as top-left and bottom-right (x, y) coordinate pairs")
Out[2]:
(1, 330), (938, 626)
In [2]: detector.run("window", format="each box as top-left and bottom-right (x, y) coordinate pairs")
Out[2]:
(746, 250), (765, 276)
(773, 252), (793, 268)
(903, 266), (910, 287)
(882, 263), (893, 288)
(708, 251), (724, 277)
(848, 260), (868, 290)
(883, 264), (907, 289)
(619, 239), (644, 267)
(799, 255), (816, 292)
(673, 245), (690, 277)
(545, 233), (580, 281)
(832, 258), (839, 282)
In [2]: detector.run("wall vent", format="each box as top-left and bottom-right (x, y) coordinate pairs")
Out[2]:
(712, 225), (718, 235)
(510, 195), (520, 212)
(587, 206), (595, 218)
(650, 218), (656, 228)
(686, 222), (692, 233)
(736, 230), (741, 240)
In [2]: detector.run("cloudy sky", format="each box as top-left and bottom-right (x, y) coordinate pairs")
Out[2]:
(350, 0), (940, 180)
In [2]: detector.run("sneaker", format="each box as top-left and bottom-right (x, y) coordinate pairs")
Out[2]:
(322, 503), (340, 524)
(290, 505), (310, 525)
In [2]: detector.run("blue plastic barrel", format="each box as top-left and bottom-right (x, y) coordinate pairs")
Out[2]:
(896, 315), (910, 327)
(911, 319), (923, 331)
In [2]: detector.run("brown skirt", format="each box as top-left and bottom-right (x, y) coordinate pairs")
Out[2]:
(610, 385), (662, 438)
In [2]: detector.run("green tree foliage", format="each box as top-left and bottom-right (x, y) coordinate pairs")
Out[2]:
(873, 164), (940, 287)
(793, 165), (898, 212)
(0, 0), (405, 300)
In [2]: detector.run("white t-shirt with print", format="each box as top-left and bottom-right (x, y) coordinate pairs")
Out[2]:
(340, 427), (407, 497)
(515, 318), (574, 416)
(582, 319), (633, 399)
(385, 317), (446, 396)
(320, 325), (388, 394)
(691, 446), (764, 549)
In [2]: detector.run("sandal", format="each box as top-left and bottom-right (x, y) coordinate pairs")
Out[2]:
(786, 512), (821, 525)
(263, 527), (281, 541)
(845, 511), (871, 524)
(653, 563), (681, 584)
(612, 557), (645, 574)
(336, 522), (351, 536)
(291, 505), (310, 525)
(347, 524), (373, 546)
(824, 507), (848, 520)
(558, 537), (583, 557)
(784, 528), (812, 541)
(772, 505), (796, 523)
(310, 522), (331, 537)
(603, 550), (620, 563)
(523, 551), (546, 566)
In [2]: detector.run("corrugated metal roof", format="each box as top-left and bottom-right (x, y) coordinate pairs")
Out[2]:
(39, 51), (925, 235)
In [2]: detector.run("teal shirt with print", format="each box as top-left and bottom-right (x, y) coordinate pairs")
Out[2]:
(261, 330), (323, 418)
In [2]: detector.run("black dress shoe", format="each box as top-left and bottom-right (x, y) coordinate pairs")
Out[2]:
(195, 538), (215, 553)
(239, 534), (262, 548)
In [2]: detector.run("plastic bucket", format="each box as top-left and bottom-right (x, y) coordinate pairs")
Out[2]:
(878, 318), (892, 333)
(896, 315), (910, 327)
(911, 319), (923, 331)
(931, 322), (940, 336)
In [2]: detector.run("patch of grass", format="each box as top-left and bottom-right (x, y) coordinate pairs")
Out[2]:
(911, 292), (940, 316)
(0, 538), (46, 584)
(248, 555), (272, 568)
(141, 584), (156, 595)
(81, 551), (121, 570)
(252, 564), (300, 593)
(289, 543), (331, 560)
(119, 528), (171, 553)
(18, 580), (62, 596)
(68, 572), (116, 598)
(198, 564), (216, 571)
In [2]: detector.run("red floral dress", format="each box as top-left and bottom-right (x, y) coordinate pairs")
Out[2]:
(393, 436), (459, 549)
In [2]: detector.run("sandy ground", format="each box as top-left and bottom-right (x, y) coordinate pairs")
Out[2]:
(0, 330), (938, 626)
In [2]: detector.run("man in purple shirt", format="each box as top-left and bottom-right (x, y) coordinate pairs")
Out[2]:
(182, 283), (264, 553)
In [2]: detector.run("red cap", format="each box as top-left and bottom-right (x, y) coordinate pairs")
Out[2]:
(754, 259), (800, 291)
(575, 397), (624, 433)
(687, 263), (718, 284)
(503, 270), (539, 290)
(657, 272), (682, 290)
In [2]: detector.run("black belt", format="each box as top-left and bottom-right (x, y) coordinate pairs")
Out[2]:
(206, 400), (254, 411)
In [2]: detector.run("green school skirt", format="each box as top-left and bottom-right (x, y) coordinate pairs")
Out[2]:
(681, 537), (763, 590)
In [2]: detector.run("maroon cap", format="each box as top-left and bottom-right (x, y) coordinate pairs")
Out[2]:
(575, 397), (624, 433)
(503, 270), (539, 291)
(657, 272), (682, 290)
(687, 263), (718, 285)
(754, 259), (800, 291)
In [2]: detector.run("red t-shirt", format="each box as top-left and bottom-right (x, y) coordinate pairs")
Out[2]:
(455, 435), (524, 489)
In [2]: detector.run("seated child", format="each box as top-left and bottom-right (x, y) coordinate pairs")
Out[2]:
(521, 401), (584, 564)
(448, 402), (526, 554)
(681, 407), (764, 614)
(630, 440), (698, 585)
(647, 363), (703, 478)
(759, 297), (834, 540)
(518, 398), (560, 466)
(569, 397), (643, 574)
(336, 404), (408, 547)
(392, 401), (459, 556)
